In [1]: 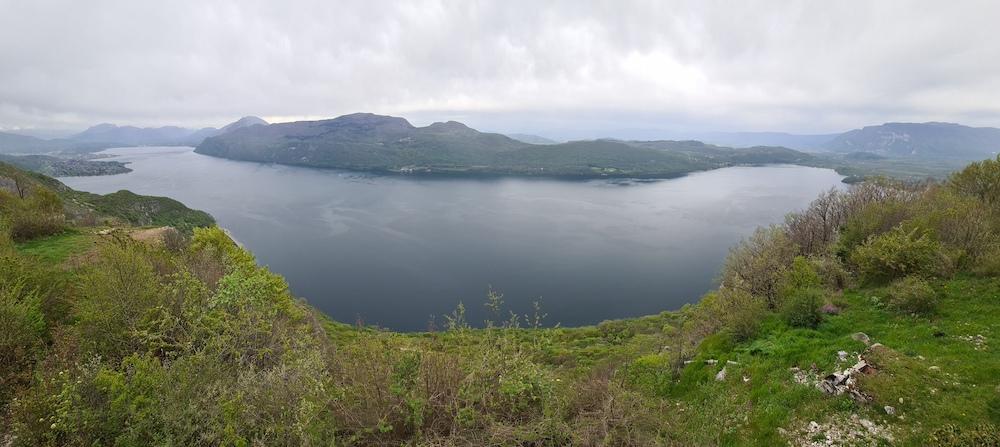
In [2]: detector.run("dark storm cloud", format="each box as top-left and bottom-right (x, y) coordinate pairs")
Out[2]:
(1, 0), (998, 135)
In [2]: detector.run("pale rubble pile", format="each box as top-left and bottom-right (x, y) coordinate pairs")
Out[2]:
(781, 414), (894, 447)
(789, 332), (879, 404)
(815, 353), (876, 403)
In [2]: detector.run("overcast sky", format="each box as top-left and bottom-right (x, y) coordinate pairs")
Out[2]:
(1, 0), (999, 138)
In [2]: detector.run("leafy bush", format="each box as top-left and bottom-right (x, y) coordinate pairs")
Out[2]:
(0, 188), (66, 241)
(850, 226), (950, 284)
(715, 288), (767, 342)
(886, 276), (938, 315)
(907, 187), (998, 266)
(809, 255), (851, 289)
(720, 225), (798, 308)
(973, 244), (1000, 276)
(781, 288), (824, 329)
(0, 278), (46, 410)
(948, 154), (1000, 206)
(836, 200), (913, 258)
(75, 241), (163, 359)
(779, 257), (822, 295)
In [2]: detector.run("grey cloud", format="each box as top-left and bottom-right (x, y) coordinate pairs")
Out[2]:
(1, 0), (998, 136)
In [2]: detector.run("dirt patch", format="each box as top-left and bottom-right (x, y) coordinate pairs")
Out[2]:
(129, 227), (174, 245)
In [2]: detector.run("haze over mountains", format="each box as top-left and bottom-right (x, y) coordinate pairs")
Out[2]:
(70, 116), (269, 148)
(0, 116), (268, 154)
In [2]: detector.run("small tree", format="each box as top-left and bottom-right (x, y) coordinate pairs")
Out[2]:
(949, 154), (1000, 206)
(781, 288), (824, 329)
(720, 225), (798, 309)
(887, 276), (938, 315)
(850, 225), (949, 284)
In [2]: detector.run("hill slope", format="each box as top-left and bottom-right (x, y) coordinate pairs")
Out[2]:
(196, 113), (826, 178)
(2, 156), (998, 445)
(0, 161), (213, 233)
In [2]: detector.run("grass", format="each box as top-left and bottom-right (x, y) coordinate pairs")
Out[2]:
(17, 223), (991, 444)
(15, 230), (96, 264)
(384, 276), (999, 445)
(626, 276), (998, 445)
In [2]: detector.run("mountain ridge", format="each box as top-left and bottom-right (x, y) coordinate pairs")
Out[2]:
(824, 121), (1000, 158)
(195, 113), (829, 178)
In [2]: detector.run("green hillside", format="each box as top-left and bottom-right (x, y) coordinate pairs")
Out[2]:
(195, 113), (835, 179)
(2, 158), (999, 445)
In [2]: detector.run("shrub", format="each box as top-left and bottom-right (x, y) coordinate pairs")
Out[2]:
(948, 154), (1000, 206)
(75, 241), (162, 359)
(716, 288), (767, 342)
(162, 226), (186, 252)
(785, 188), (846, 255)
(779, 257), (821, 294)
(886, 276), (938, 315)
(189, 226), (254, 270)
(907, 187), (998, 266)
(973, 244), (1000, 276)
(0, 188), (66, 242)
(809, 255), (851, 289)
(720, 225), (798, 308)
(0, 279), (46, 409)
(781, 288), (824, 329)
(850, 226), (950, 284)
(836, 200), (913, 258)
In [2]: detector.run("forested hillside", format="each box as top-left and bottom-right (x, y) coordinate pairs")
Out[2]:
(195, 113), (839, 179)
(2, 158), (999, 445)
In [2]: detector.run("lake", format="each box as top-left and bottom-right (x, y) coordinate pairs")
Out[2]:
(61, 147), (845, 331)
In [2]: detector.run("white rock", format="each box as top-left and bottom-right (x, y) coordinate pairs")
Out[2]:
(884, 406), (896, 416)
(715, 367), (727, 381)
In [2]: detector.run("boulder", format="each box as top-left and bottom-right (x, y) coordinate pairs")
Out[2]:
(715, 367), (727, 382)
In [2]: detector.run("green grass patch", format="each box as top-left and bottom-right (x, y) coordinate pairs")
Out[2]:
(15, 230), (95, 264)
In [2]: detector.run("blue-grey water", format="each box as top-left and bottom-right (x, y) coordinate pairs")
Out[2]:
(61, 147), (844, 331)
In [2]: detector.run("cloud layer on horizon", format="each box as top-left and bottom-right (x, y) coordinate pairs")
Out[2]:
(1, 0), (999, 138)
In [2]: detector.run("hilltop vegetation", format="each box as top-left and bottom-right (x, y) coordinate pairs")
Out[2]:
(0, 162), (212, 241)
(1, 151), (998, 444)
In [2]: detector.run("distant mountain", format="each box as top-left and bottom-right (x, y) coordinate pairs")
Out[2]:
(695, 131), (839, 151)
(506, 133), (559, 145)
(0, 131), (109, 154)
(0, 131), (56, 153)
(824, 122), (1000, 159)
(69, 116), (269, 147)
(197, 113), (529, 169)
(196, 113), (823, 178)
(220, 116), (268, 133)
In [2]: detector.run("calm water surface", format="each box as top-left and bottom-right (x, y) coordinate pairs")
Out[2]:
(62, 147), (844, 330)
